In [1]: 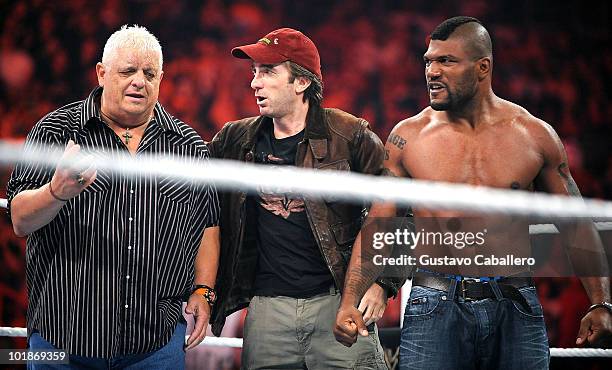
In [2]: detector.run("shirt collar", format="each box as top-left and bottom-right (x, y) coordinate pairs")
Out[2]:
(79, 86), (103, 129)
(79, 86), (184, 137)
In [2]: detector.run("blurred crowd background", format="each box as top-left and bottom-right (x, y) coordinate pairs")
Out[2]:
(0, 0), (610, 369)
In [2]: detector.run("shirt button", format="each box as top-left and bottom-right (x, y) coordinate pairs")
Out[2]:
(128, 245), (132, 250)
(124, 304), (129, 309)
(130, 189), (134, 194)
(126, 275), (130, 279)
(129, 217), (133, 222)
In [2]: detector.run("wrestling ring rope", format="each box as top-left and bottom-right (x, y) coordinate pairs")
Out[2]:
(1, 140), (611, 357)
(0, 325), (611, 356)
(0, 141), (611, 218)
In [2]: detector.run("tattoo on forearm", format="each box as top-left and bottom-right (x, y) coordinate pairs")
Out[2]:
(345, 265), (381, 302)
(384, 150), (389, 160)
(388, 134), (406, 149)
(558, 163), (582, 196)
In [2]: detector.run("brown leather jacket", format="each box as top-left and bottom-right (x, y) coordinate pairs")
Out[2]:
(208, 106), (403, 336)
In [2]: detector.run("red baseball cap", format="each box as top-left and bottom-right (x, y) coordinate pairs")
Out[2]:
(232, 28), (322, 81)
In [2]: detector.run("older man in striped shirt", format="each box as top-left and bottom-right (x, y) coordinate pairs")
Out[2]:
(7, 25), (220, 369)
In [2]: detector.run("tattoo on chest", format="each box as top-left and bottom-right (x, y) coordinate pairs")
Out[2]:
(388, 134), (406, 149)
(557, 162), (582, 196)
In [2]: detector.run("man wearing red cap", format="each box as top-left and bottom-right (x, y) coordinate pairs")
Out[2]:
(208, 28), (395, 369)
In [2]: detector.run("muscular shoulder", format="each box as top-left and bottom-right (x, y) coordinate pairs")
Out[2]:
(389, 107), (435, 139)
(501, 100), (562, 153)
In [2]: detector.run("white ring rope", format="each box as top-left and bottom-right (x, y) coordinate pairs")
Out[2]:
(0, 326), (611, 355)
(1, 199), (609, 232)
(1, 141), (611, 357)
(0, 141), (612, 218)
(549, 348), (612, 358)
(0, 326), (242, 348)
(0, 198), (605, 234)
(2, 198), (610, 232)
(0, 326), (25, 337)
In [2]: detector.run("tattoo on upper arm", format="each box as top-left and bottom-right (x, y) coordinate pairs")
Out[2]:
(557, 162), (582, 196)
(388, 134), (406, 149)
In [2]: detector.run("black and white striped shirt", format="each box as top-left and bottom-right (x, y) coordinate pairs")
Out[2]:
(6, 87), (219, 358)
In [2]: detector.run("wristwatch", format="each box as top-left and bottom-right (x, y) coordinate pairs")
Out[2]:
(192, 284), (217, 306)
(587, 302), (612, 314)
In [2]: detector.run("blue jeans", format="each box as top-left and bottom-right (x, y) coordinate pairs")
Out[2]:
(400, 282), (549, 370)
(28, 322), (186, 370)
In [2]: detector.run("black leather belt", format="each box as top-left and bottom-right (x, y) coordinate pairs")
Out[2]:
(412, 274), (534, 313)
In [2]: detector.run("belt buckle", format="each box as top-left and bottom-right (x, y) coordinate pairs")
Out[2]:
(460, 278), (478, 301)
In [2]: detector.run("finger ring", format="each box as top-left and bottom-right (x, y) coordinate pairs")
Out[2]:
(75, 173), (85, 185)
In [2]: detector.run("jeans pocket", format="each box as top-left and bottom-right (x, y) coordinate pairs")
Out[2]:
(511, 286), (544, 320)
(404, 286), (445, 319)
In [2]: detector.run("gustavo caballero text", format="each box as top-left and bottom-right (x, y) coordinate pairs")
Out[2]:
(372, 254), (536, 267)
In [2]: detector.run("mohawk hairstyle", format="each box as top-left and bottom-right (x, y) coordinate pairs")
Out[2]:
(429, 16), (492, 60)
(430, 16), (483, 41)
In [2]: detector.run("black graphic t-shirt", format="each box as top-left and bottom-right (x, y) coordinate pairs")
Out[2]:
(252, 124), (334, 298)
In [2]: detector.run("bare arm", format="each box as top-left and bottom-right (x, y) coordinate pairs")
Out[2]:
(11, 140), (96, 236)
(533, 120), (611, 346)
(533, 122), (609, 301)
(185, 226), (220, 349)
(194, 226), (220, 288)
(335, 125), (411, 346)
(12, 185), (70, 237)
(342, 129), (411, 306)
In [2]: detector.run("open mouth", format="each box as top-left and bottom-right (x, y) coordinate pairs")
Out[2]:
(256, 96), (267, 105)
(428, 82), (446, 93)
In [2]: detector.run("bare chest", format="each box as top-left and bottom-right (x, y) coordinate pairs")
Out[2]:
(404, 127), (543, 189)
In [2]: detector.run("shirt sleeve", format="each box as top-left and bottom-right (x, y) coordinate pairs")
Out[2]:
(6, 117), (64, 219)
(194, 144), (220, 228)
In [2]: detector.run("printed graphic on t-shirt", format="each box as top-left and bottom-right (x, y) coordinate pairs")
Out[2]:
(259, 191), (305, 219)
(257, 152), (305, 219)
(252, 124), (333, 298)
